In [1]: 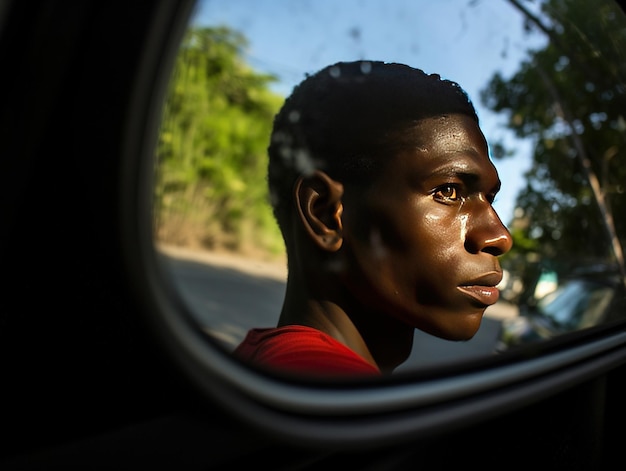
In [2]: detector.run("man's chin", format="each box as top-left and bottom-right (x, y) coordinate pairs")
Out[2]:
(420, 311), (484, 341)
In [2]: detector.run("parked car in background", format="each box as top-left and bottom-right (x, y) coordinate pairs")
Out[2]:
(498, 264), (626, 350)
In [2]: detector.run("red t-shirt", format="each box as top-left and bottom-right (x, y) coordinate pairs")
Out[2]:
(233, 325), (380, 377)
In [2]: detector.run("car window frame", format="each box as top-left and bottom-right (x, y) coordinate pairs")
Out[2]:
(117, 0), (626, 448)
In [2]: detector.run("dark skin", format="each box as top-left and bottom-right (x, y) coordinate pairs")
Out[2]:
(278, 114), (513, 373)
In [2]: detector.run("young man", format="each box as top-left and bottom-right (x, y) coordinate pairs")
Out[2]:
(233, 60), (513, 377)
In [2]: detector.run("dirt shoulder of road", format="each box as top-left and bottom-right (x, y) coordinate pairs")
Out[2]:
(156, 243), (288, 281)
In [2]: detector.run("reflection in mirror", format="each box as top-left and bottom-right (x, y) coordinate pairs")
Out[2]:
(153, 0), (626, 377)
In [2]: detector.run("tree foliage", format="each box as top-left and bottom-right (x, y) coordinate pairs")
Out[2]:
(154, 26), (285, 258)
(480, 0), (626, 280)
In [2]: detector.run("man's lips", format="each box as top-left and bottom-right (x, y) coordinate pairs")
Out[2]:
(457, 285), (500, 306)
(457, 272), (503, 307)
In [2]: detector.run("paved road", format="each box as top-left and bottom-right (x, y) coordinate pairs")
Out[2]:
(158, 246), (519, 373)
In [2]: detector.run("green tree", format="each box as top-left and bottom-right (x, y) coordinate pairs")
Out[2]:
(480, 0), (626, 282)
(154, 26), (285, 258)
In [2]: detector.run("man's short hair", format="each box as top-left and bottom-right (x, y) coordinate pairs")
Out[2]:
(267, 60), (479, 234)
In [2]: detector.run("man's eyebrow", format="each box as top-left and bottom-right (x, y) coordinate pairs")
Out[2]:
(430, 167), (502, 194)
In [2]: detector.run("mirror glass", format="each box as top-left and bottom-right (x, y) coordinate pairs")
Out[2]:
(154, 0), (626, 375)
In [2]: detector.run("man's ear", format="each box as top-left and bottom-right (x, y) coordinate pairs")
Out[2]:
(294, 170), (344, 252)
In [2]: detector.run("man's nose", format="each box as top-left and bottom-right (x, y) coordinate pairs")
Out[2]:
(465, 203), (513, 256)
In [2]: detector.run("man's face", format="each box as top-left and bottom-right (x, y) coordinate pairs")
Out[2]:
(340, 114), (513, 340)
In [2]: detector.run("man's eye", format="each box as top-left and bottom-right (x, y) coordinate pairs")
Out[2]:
(433, 185), (460, 202)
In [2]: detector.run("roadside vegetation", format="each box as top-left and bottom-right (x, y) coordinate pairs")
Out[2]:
(154, 26), (285, 261)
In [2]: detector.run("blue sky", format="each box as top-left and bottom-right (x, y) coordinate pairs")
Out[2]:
(193, 0), (547, 224)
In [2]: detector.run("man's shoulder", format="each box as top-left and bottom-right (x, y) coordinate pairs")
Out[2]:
(234, 325), (380, 376)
